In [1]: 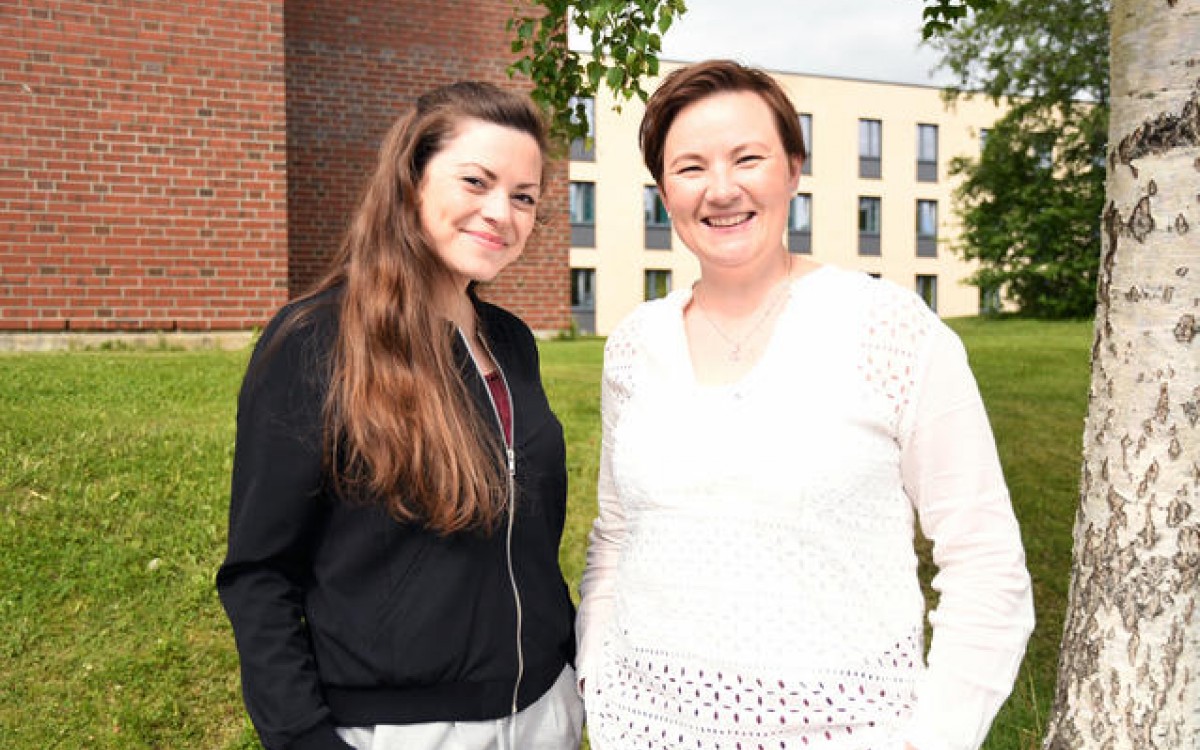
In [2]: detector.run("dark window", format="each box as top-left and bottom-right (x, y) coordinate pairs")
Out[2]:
(916, 200), (937, 257)
(858, 196), (881, 256)
(917, 124), (938, 182)
(859, 119), (882, 178)
(569, 181), (595, 247)
(570, 268), (596, 334)
(644, 269), (672, 300)
(981, 285), (1002, 315)
(799, 113), (813, 175)
(916, 274), (938, 312)
(569, 96), (595, 161)
(1033, 133), (1054, 170)
(788, 193), (812, 254)
(643, 186), (671, 250)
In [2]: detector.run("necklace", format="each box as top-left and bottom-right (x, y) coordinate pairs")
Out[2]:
(692, 254), (793, 362)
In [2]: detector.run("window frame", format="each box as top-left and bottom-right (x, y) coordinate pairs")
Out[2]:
(570, 267), (597, 335)
(568, 96), (596, 161)
(858, 196), (882, 256)
(644, 269), (672, 300)
(916, 123), (938, 182)
(916, 199), (938, 257)
(916, 274), (938, 312)
(643, 185), (672, 250)
(859, 118), (882, 178)
(788, 193), (812, 254)
(568, 181), (596, 247)
(799, 113), (813, 175)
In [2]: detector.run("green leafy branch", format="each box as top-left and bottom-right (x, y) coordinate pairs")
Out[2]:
(921, 0), (996, 39)
(507, 0), (688, 147)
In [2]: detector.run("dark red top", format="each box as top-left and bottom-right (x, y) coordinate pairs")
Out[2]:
(484, 371), (512, 445)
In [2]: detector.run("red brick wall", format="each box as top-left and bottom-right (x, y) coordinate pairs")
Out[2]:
(285, 0), (569, 332)
(479, 159), (569, 332)
(1, 1), (566, 333)
(1, 1), (289, 331)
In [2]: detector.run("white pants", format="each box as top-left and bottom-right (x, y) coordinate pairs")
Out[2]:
(336, 666), (584, 750)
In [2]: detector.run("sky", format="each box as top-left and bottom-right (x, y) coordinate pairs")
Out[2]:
(585, 0), (958, 88)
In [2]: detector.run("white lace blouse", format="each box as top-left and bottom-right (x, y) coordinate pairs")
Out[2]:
(576, 265), (1034, 750)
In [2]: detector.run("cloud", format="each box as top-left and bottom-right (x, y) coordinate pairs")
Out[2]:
(641, 0), (954, 87)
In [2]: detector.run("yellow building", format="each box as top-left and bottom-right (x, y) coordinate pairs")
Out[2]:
(567, 62), (1009, 335)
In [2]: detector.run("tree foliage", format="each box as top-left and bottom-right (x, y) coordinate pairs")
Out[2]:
(511, 0), (1106, 316)
(512, 0), (1002, 147)
(508, 0), (1003, 149)
(928, 0), (1110, 317)
(507, 0), (688, 147)
(951, 112), (1106, 318)
(920, 0), (998, 39)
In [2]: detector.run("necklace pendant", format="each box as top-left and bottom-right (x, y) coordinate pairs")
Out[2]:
(729, 344), (742, 362)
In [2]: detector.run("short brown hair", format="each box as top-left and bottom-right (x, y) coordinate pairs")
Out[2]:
(640, 59), (807, 184)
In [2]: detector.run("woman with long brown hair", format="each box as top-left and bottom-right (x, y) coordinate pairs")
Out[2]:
(217, 81), (581, 750)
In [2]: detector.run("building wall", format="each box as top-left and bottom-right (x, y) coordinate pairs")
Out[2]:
(569, 62), (1010, 335)
(2, 0), (289, 331)
(2, 0), (569, 335)
(285, 0), (570, 333)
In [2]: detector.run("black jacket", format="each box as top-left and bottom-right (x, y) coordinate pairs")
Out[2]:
(216, 289), (575, 750)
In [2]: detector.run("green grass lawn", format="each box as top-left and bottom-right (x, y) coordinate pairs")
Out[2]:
(0, 318), (1091, 749)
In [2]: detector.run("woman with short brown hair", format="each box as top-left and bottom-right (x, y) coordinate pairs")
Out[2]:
(577, 60), (1033, 750)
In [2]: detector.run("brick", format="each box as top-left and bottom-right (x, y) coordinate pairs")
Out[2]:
(2, 0), (565, 332)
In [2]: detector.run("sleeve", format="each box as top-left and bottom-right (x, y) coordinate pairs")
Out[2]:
(215, 315), (353, 750)
(574, 322), (636, 693)
(897, 323), (1035, 750)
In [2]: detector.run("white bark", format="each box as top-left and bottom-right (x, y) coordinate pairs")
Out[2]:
(1043, 1), (1200, 748)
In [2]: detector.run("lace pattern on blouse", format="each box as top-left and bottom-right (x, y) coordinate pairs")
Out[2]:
(581, 269), (1029, 750)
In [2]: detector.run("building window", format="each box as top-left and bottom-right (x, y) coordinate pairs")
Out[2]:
(916, 200), (938, 257)
(859, 119), (882, 178)
(569, 96), (595, 161)
(917, 124), (938, 182)
(799, 113), (813, 175)
(980, 128), (989, 153)
(916, 274), (938, 312)
(1033, 133), (1054, 170)
(570, 268), (596, 334)
(981, 285), (1002, 316)
(569, 181), (595, 247)
(644, 269), (672, 300)
(643, 186), (672, 250)
(788, 193), (812, 254)
(858, 196), (881, 256)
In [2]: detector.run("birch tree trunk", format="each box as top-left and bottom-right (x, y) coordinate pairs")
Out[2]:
(1043, 1), (1200, 747)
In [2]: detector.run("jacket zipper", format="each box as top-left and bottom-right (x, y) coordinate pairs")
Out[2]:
(459, 328), (525, 715)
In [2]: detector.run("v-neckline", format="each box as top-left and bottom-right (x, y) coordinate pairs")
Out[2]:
(674, 264), (828, 392)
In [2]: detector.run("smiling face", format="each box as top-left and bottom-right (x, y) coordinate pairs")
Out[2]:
(659, 90), (802, 274)
(418, 117), (544, 293)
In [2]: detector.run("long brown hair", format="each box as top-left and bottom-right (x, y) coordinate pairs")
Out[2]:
(299, 81), (548, 534)
(640, 59), (807, 185)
